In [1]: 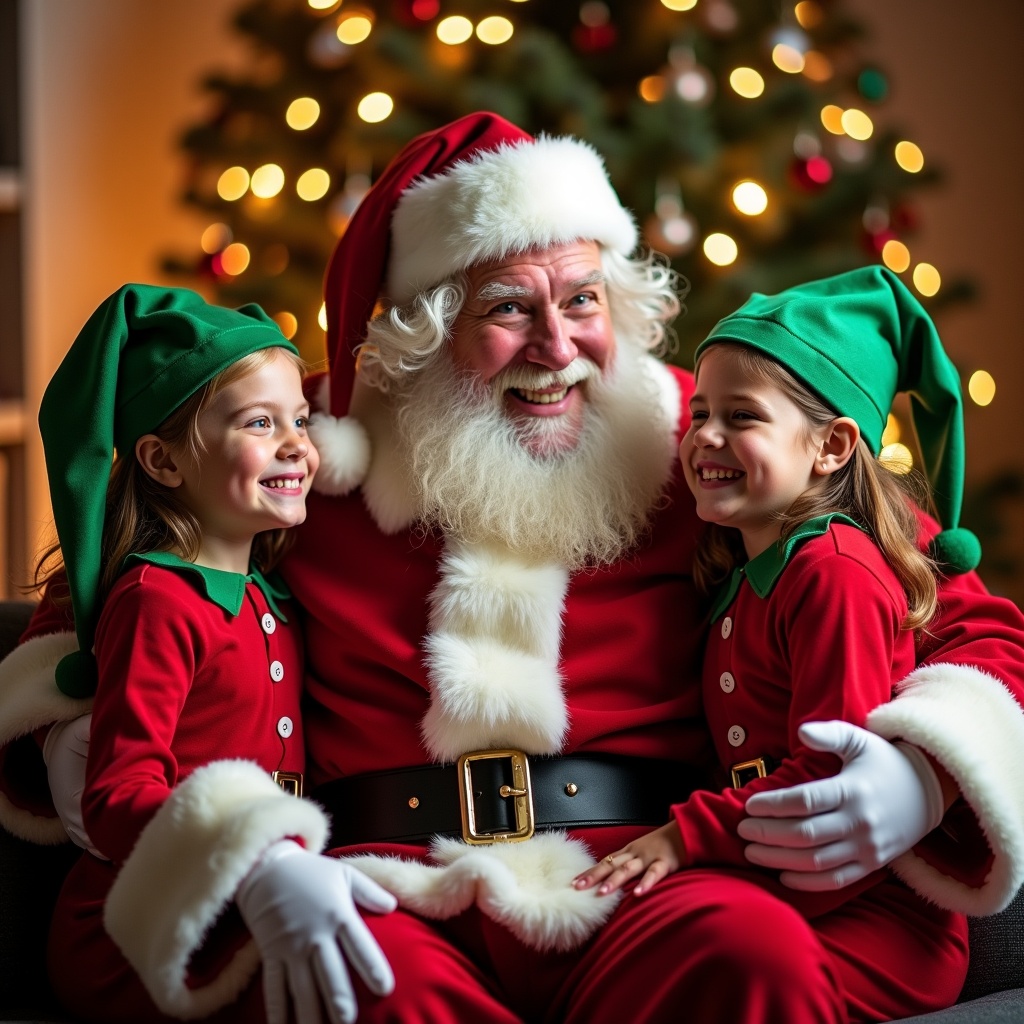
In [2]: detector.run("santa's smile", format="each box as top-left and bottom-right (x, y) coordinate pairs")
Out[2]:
(506, 384), (578, 417)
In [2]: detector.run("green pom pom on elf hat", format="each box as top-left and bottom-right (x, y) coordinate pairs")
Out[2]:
(695, 265), (980, 575)
(40, 284), (298, 697)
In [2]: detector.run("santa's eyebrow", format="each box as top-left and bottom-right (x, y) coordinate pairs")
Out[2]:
(476, 282), (532, 301)
(569, 271), (605, 289)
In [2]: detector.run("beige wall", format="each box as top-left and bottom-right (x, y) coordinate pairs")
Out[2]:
(21, 0), (241, 561)
(847, 0), (1024, 488)
(19, 0), (1023, 598)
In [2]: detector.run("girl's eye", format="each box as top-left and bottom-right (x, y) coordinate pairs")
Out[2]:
(294, 416), (309, 430)
(249, 416), (271, 429)
(690, 409), (708, 421)
(733, 411), (757, 421)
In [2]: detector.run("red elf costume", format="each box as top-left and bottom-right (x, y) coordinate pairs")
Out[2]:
(35, 286), (328, 1021)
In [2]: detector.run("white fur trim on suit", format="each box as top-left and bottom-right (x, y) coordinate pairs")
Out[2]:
(0, 630), (90, 843)
(308, 412), (371, 495)
(104, 759), (329, 1020)
(388, 135), (638, 304)
(867, 663), (1024, 914)
(345, 832), (617, 952)
(421, 541), (569, 761)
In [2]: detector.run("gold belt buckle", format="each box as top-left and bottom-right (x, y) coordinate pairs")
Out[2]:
(457, 749), (535, 845)
(272, 770), (304, 797)
(730, 757), (768, 789)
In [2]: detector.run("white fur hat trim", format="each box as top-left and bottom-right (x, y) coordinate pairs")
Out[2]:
(387, 135), (637, 304)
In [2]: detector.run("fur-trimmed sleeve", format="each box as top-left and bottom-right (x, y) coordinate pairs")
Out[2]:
(0, 630), (90, 842)
(868, 663), (1024, 915)
(104, 759), (329, 1020)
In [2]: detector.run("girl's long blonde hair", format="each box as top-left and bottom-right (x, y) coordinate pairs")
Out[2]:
(35, 348), (304, 607)
(691, 343), (939, 631)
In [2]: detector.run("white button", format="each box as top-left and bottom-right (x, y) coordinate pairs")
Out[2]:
(721, 616), (733, 639)
(262, 613), (277, 635)
(270, 660), (285, 682)
(727, 725), (746, 747)
(720, 672), (736, 693)
(277, 716), (294, 738)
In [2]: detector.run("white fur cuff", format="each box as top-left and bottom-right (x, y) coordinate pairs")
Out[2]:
(0, 630), (90, 843)
(104, 760), (329, 1019)
(345, 832), (617, 952)
(867, 663), (1024, 914)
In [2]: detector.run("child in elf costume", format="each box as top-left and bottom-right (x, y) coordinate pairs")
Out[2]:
(576, 266), (981, 1021)
(36, 285), (395, 1023)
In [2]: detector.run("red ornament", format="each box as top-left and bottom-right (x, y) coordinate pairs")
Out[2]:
(891, 204), (919, 233)
(392, 0), (437, 27)
(572, 23), (617, 53)
(789, 155), (833, 191)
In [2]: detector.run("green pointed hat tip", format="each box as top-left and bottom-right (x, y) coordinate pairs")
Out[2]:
(928, 527), (982, 575)
(55, 650), (99, 698)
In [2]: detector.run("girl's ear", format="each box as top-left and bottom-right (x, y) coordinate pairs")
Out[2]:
(814, 417), (860, 476)
(135, 434), (183, 488)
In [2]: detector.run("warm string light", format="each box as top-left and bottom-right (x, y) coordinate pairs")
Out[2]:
(274, 312), (299, 340)
(968, 370), (996, 406)
(732, 180), (768, 216)
(704, 232), (738, 266)
(895, 141), (925, 173)
(337, 15), (373, 45)
(879, 443), (913, 475)
(217, 166), (250, 201)
(297, 168), (331, 201)
(881, 413), (901, 446)
(437, 16), (473, 44)
(357, 92), (393, 122)
(729, 67), (764, 98)
(286, 97), (321, 130)
(881, 239), (910, 273)
(251, 164), (285, 198)
(913, 263), (941, 297)
(476, 16), (513, 44)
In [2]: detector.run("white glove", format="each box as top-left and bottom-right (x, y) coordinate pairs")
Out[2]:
(236, 839), (397, 1024)
(41, 713), (105, 859)
(737, 720), (945, 891)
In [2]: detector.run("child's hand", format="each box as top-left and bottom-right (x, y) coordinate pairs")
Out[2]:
(573, 822), (684, 897)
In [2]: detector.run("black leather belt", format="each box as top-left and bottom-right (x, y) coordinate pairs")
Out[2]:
(315, 751), (704, 847)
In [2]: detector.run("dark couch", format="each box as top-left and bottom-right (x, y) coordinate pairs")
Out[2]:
(0, 599), (1021, 1022)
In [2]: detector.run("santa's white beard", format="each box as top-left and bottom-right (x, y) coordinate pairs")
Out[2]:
(393, 343), (674, 569)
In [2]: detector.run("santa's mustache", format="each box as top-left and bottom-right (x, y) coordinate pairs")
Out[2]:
(489, 359), (598, 399)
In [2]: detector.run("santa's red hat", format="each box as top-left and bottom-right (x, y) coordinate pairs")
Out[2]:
(313, 111), (637, 492)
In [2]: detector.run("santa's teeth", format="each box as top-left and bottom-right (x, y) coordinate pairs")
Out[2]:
(516, 387), (568, 404)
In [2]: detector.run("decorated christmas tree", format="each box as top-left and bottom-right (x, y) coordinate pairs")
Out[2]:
(166, 0), (955, 389)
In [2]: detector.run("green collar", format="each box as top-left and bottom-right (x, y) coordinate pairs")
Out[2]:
(123, 550), (291, 622)
(709, 513), (864, 622)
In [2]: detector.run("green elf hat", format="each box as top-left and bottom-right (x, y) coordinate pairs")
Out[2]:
(694, 264), (981, 575)
(39, 283), (298, 698)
